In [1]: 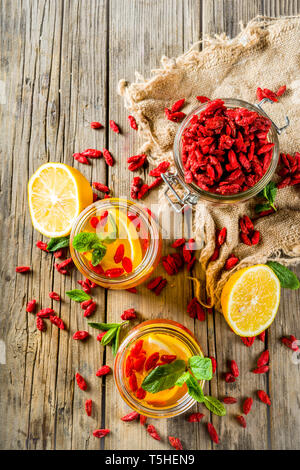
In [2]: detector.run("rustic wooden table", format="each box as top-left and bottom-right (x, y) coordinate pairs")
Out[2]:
(1, 0), (299, 451)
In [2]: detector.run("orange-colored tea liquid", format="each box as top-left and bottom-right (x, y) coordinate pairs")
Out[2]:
(124, 332), (191, 409)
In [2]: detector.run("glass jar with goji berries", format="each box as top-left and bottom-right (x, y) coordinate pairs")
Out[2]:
(70, 198), (162, 289)
(114, 319), (204, 418)
(162, 97), (289, 211)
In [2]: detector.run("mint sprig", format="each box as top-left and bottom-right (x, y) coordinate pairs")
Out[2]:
(66, 289), (91, 302)
(267, 261), (300, 289)
(88, 321), (129, 355)
(72, 232), (107, 266)
(47, 236), (70, 252)
(141, 355), (225, 416)
(255, 181), (277, 213)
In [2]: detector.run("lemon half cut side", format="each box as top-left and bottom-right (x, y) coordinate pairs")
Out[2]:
(28, 162), (93, 237)
(221, 264), (281, 337)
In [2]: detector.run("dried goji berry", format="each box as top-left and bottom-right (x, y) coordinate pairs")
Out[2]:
(36, 317), (45, 331)
(236, 415), (247, 428)
(50, 315), (65, 329)
(172, 238), (185, 248)
(26, 299), (36, 313)
(257, 350), (269, 367)
(225, 372), (235, 383)
(73, 331), (89, 340)
(140, 415), (147, 425)
(196, 96), (210, 103)
(145, 352), (159, 371)
(90, 121), (103, 129)
(85, 399), (92, 416)
(217, 227), (227, 246)
(103, 148), (114, 166)
(126, 287), (137, 294)
(121, 411), (139, 422)
(241, 336), (255, 347)
(153, 278), (167, 296)
(222, 397), (237, 404)
(252, 230), (260, 246)
(171, 98), (185, 113)
(73, 153), (90, 165)
(81, 299), (93, 309)
(230, 360), (239, 378)
(137, 183), (149, 199)
(281, 335), (299, 351)
(258, 331), (266, 342)
(93, 429), (110, 438)
(147, 424), (161, 441)
(276, 85), (286, 97)
(130, 176), (143, 200)
(207, 423), (219, 444)
(81, 149), (102, 158)
(84, 302), (96, 318)
(243, 397), (253, 415)
(257, 390), (271, 405)
(149, 161), (170, 177)
(36, 241), (49, 252)
(225, 254), (239, 270)
(37, 308), (54, 318)
(127, 154), (147, 171)
(16, 266), (31, 273)
(252, 365), (269, 374)
(109, 120), (120, 133)
(49, 291), (60, 301)
(128, 115), (138, 130)
(187, 413), (204, 422)
(210, 357), (217, 374)
(75, 372), (87, 391)
(92, 182), (110, 193)
(146, 276), (162, 290)
(169, 436), (183, 450)
(96, 365), (111, 377)
(97, 331), (107, 342)
(121, 308), (136, 321)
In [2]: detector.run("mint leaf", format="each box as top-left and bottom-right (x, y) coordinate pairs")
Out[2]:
(101, 326), (119, 346)
(203, 396), (226, 416)
(186, 375), (204, 403)
(254, 203), (272, 214)
(92, 245), (106, 266)
(88, 322), (124, 331)
(111, 326), (121, 356)
(188, 356), (212, 381)
(267, 261), (300, 289)
(47, 236), (70, 252)
(73, 232), (99, 252)
(175, 371), (190, 387)
(141, 359), (186, 394)
(66, 289), (91, 302)
(258, 182), (277, 211)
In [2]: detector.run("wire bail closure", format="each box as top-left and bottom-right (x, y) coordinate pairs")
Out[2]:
(256, 98), (290, 135)
(161, 171), (198, 213)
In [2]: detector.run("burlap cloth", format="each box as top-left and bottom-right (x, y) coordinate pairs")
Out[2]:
(119, 16), (300, 310)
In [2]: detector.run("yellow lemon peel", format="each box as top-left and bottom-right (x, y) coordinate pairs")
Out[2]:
(187, 276), (214, 309)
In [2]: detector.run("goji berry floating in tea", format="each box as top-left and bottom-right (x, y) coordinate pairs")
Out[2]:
(181, 99), (274, 194)
(169, 436), (183, 450)
(93, 429), (110, 438)
(257, 390), (271, 405)
(147, 424), (161, 441)
(75, 372), (87, 391)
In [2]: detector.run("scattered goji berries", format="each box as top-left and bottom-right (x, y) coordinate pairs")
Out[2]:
(83, 301), (96, 318)
(90, 121), (103, 129)
(36, 241), (49, 252)
(229, 360), (239, 378)
(85, 399), (92, 416)
(171, 98), (185, 113)
(121, 411), (139, 422)
(109, 120), (120, 133)
(81, 149), (102, 158)
(239, 215), (260, 246)
(103, 148), (114, 166)
(277, 152), (300, 188)
(93, 429), (110, 438)
(210, 357), (217, 374)
(225, 372), (236, 383)
(49, 291), (60, 301)
(225, 254), (239, 270)
(50, 315), (65, 329)
(172, 238), (186, 248)
(276, 85), (286, 97)
(26, 299), (36, 313)
(218, 227), (227, 246)
(207, 423), (219, 444)
(257, 390), (271, 405)
(37, 308), (54, 318)
(147, 424), (161, 441)
(130, 176), (144, 200)
(196, 96), (210, 103)
(281, 335), (299, 351)
(165, 108), (186, 122)
(73, 153), (90, 165)
(181, 99), (273, 195)
(146, 276), (167, 295)
(187, 413), (204, 422)
(258, 331), (266, 342)
(36, 317), (45, 331)
(243, 397), (253, 415)
(75, 372), (87, 391)
(81, 299), (93, 310)
(241, 336), (256, 347)
(252, 365), (269, 374)
(96, 365), (111, 377)
(236, 415), (247, 428)
(169, 436), (183, 450)
(149, 161), (170, 177)
(187, 297), (205, 321)
(140, 415), (147, 425)
(128, 115), (138, 130)
(162, 253), (183, 275)
(97, 331), (107, 342)
(73, 331), (89, 340)
(121, 308), (136, 321)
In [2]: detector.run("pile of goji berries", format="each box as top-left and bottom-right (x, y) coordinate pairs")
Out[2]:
(181, 99), (274, 194)
(277, 152), (300, 188)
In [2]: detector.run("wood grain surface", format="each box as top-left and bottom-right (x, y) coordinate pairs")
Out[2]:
(0, 0), (299, 450)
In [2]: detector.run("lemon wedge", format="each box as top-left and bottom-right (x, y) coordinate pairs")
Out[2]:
(221, 264), (280, 336)
(28, 162), (93, 237)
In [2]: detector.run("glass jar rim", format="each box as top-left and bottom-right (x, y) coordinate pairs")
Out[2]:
(173, 97), (279, 203)
(114, 319), (204, 418)
(69, 198), (161, 286)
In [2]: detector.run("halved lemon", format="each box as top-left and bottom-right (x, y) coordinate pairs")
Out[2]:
(221, 264), (280, 337)
(28, 163), (93, 237)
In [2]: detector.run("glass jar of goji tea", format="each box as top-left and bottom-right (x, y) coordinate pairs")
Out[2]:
(114, 319), (204, 418)
(70, 198), (162, 289)
(162, 97), (289, 211)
